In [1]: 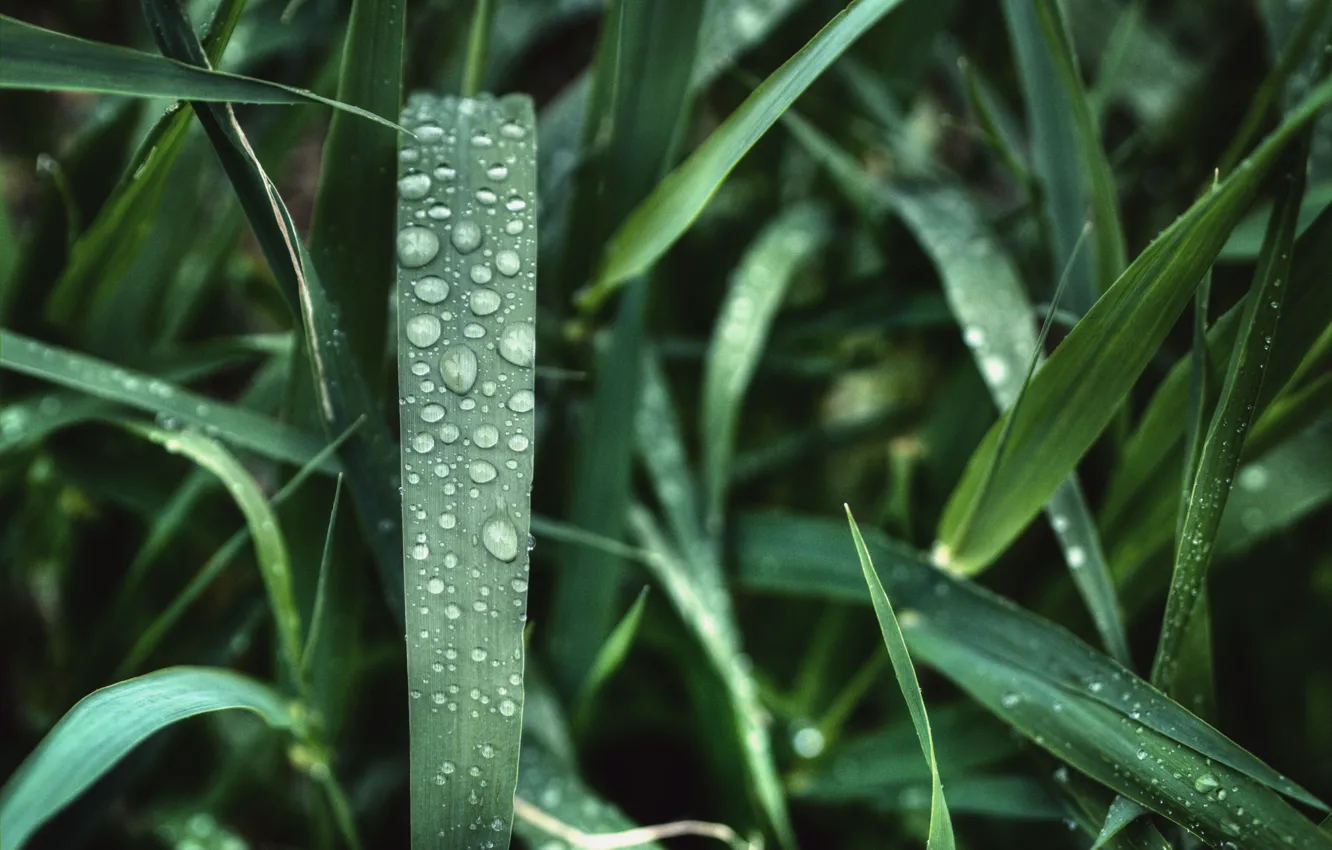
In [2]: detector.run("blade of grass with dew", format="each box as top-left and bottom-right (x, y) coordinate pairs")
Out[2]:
(307, 0), (404, 376)
(1150, 136), (1309, 698)
(121, 422), (304, 686)
(0, 329), (335, 472)
(574, 586), (650, 725)
(578, 0), (910, 310)
(0, 15), (397, 129)
(395, 92), (537, 850)
(730, 512), (1332, 839)
(0, 667), (295, 850)
(1091, 796), (1152, 849)
(118, 419), (361, 676)
(547, 0), (705, 698)
(1056, 768), (1173, 850)
(627, 503), (794, 847)
(139, 0), (406, 619)
(933, 73), (1332, 574)
(700, 202), (831, 534)
(846, 507), (955, 848)
(1001, 0), (1124, 315)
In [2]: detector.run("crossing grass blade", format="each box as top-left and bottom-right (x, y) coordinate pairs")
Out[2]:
(846, 507), (955, 849)
(1150, 137), (1309, 698)
(1092, 796), (1152, 849)
(394, 92), (537, 850)
(0, 15), (397, 130)
(934, 74), (1332, 573)
(0, 667), (295, 850)
(577, 0), (909, 311)
(700, 202), (831, 533)
(575, 586), (650, 723)
(138, 0), (405, 619)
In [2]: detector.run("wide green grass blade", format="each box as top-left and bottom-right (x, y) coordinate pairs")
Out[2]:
(0, 667), (294, 850)
(846, 507), (955, 849)
(0, 330), (333, 470)
(138, 0), (405, 619)
(395, 92), (537, 850)
(577, 0), (909, 311)
(1001, 0), (1126, 314)
(0, 15), (396, 130)
(307, 0), (404, 376)
(1150, 137), (1309, 697)
(122, 423), (304, 686)
(701, 202), (831, 533)
(935, 74), (1332, 573)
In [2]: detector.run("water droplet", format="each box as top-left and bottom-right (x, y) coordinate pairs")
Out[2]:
(451, 220), (482, 254)
(398, 173), (431, 199)
(505, 219), (524, 235)
(486, 163), (508, 181)
(463, 322), (486, 339)
(1238, 465), (1269, 491)
(507, 390), (535, 413)
(1195, 774), (1220, 794)
(427, 577), (445, 594)
(1136, 749), (1147, 760)
(498, 323), (535, 368)
(500, 120), (526, 139)
(473, 424), (499, 448)
(439, 423), (461, 443)
(476, 188), (498, 205)
(511, 578), (528, 592)
(469, 460), (498, 483)
(439, 346), (479, 394)
(792, 726), (825, 758)
(397, 227), (440, 267)
(421, 403), (446, 423)
(482, 517), (520, 561)
(495, 250), (521, 277)
(507, 434), (529, 452)
(470, 263), (494, 284)
(431, 691), (446, 704)
(411, 361), (431, 376)
(433, 164), (457, 181)
(427, 204), (452, 220)
(471, 132), (493, 147)
(1067, 546), (1086, 568)
(440, 760), (456, 774)
(470, 288), (501, 315)
(472, 648), (488, 662)
(982, 356), (1008, 384)
(1001, 692), (1021, 708)
(411, 542), (430, 560)
(416, 124), (444, 142)
(499, 698), (517, 717)
(444, 603), (461, 619)
(504, 195), (527, 212)
(439, 512), (457, 529)
(412, 432), (436, 453)
(406, 314), (442, 348)
(413, 275), (450, 304)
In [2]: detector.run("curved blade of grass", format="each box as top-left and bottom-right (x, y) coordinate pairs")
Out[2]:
(1001, 0), (1125, 314)
(846, 507), (955, 849)
(701, 202), (831, 533)
(395, 92), (537, 850)
(0, 667), (295, 850)
(1150, 137), (1309, 697)
(0, 15), (398, 130)
(935, 73), (1332, 573)
(733, 511), (1325, 810)
(575, 586), (650, 724)
(123, 423), (304, 686)
(0, 330), (333, 471)
(577, 0), (909, 311)
(139, 0), (405, 619)
(307, 0), (404, 376)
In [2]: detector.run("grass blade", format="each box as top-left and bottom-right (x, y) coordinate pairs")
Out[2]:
(701, 202), (831, 533)
(460, 0), (495, 98)
(0, 15), (397, 130)
(0, 667), (294, 850)
(845, 507), (955, 849)
(302, 475), (343, 678)
(395, 92), (537, 850)
(1150, 137), (1309, 696)
(575, 586), (650, 723)
(935, 74), (1332, 573)
(577, 0), (909, 310)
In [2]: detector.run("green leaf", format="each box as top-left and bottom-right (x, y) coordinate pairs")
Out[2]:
(1151, 136), (1309, 697)
(935, 73), (1332, 573)
(395, 92), (537, 850)
(576, 586), (651, 721)
(1215, 416), (1332, 555)
(846, 507), (955, 849)
(701, 202), (831, 532)
(0, 667), (294, 850)
(577, 0), (909, 310)
(0, 15), (398, 130)
(1091, 796), (1151, 849)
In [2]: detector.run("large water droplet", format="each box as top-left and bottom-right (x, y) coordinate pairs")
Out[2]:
(444, 603), (461, 620)
(411, 542), (430, 560)
(507, 389), (535, 413)
(507, 434), (529, 452)
(470, 288), (501, 315)
(412, 432), (436, 453)
(469, 263), (494, 284)
(413, 276), (449, 304)
(504, 195), (527, 212)
(486, 163), (508, 181)
(451, 220), (482, 254)
(427, 204), (452, 221)
(476, 188), (497, 205)
(469, 460), (498, 483)
(482, 517), (519, 561)
(498, 323), (535, 368)
(439, 423), (460, 443)
(433, 164), (457, 181)
(397, 227), (440, 267)
(498, 698), (517, 717)
(500, 120), (526, 139)
(1195, 774), (1220, 794)
(439, 346), (479, 394)
(398, 173), (431, 199)
(495, 250), (521, 277)
(406, 314), (442, 348)
(421, 403), (446, 423)
(473, 424), (499, 448)
(504, 219), (524, 235)
(427, 577), (445, 594)
(416, 124), (445, 142)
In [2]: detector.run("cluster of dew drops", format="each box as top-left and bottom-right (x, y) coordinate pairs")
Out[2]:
(395, 94), (536, 805)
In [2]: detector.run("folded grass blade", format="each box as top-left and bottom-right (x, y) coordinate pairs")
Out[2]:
(0, 667), (294, 850)
(0, 15), (397, 130)
(846, 507), (955, 848)
(578, 0), (908, 310)
(395, 92), (537, 850)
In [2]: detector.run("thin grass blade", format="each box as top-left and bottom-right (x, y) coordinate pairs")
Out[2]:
(575, 586), (650, 722)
